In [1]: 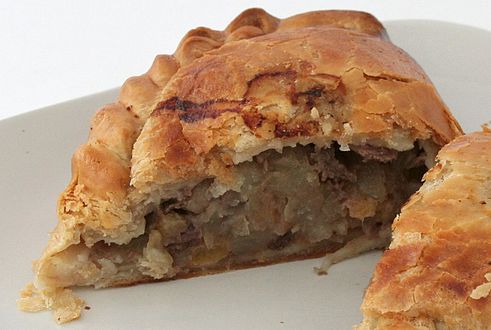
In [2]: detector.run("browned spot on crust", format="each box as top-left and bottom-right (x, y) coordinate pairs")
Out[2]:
(274, 121), (319, 138)
(297, 88), (323, 98)
(179, 108), (241, 123)
(363, 73), (412, 84)
(246, 70), (297, 89)
(293, 87), (324, 106)
(154, 72), (341, 126)
(155, 97), (246, 123)
(242, 111), (265, 130)
(156, 97), (202, 112)
(369, 243), (425, 292)
(443, 278), (467, 298)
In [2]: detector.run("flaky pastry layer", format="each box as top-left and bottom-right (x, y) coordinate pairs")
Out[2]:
(357, 132), (491, 329)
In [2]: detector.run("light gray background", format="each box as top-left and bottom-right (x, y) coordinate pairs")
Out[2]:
(1, 0), (490, 120)
(1, 14), (491, 330)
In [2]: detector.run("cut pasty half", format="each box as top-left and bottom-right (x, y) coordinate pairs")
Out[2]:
(18, 8), (462, 323)
(357, 131), (491, 329)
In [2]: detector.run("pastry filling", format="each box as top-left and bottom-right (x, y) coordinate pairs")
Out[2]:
(69, 142), (427, 286)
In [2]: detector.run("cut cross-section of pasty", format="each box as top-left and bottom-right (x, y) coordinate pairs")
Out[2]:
(18, 8), (462, 323)
(357, 131), (491, 329)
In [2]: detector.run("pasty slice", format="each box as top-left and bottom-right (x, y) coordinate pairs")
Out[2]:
(18, 8), (462, 323)
(357, 131), (491, 329)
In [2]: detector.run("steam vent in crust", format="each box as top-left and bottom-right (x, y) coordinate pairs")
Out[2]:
(18, 8), (462, 323)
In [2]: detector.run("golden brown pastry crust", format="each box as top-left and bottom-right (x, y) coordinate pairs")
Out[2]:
(22, 8), (463, 323)
(131, 25), (460, 195)
(70, 8), (458, 242)
(38, 7), (461, 269)
(357, 132), (491, 330)
(53, 8), (423, 250)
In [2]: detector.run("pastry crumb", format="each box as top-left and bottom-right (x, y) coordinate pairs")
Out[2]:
(481, 122), (491, 132)
(17, 283), (84, 324)
(470, 273), (491, 300)
(17, 283), (46, 312)
(310, 107), (320, 119)
(314, 235), (388, 275)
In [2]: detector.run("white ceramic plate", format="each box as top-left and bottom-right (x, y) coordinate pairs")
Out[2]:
(1, 20), (490, 330)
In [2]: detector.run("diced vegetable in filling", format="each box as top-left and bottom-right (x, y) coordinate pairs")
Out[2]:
(86, 143), (426, 283)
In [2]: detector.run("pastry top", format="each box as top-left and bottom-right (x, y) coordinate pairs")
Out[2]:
(276, 10), (388, 38)
(358, 131), (491, 329)
(37, 9), (462, 281)
(130, 16), (461, 204)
